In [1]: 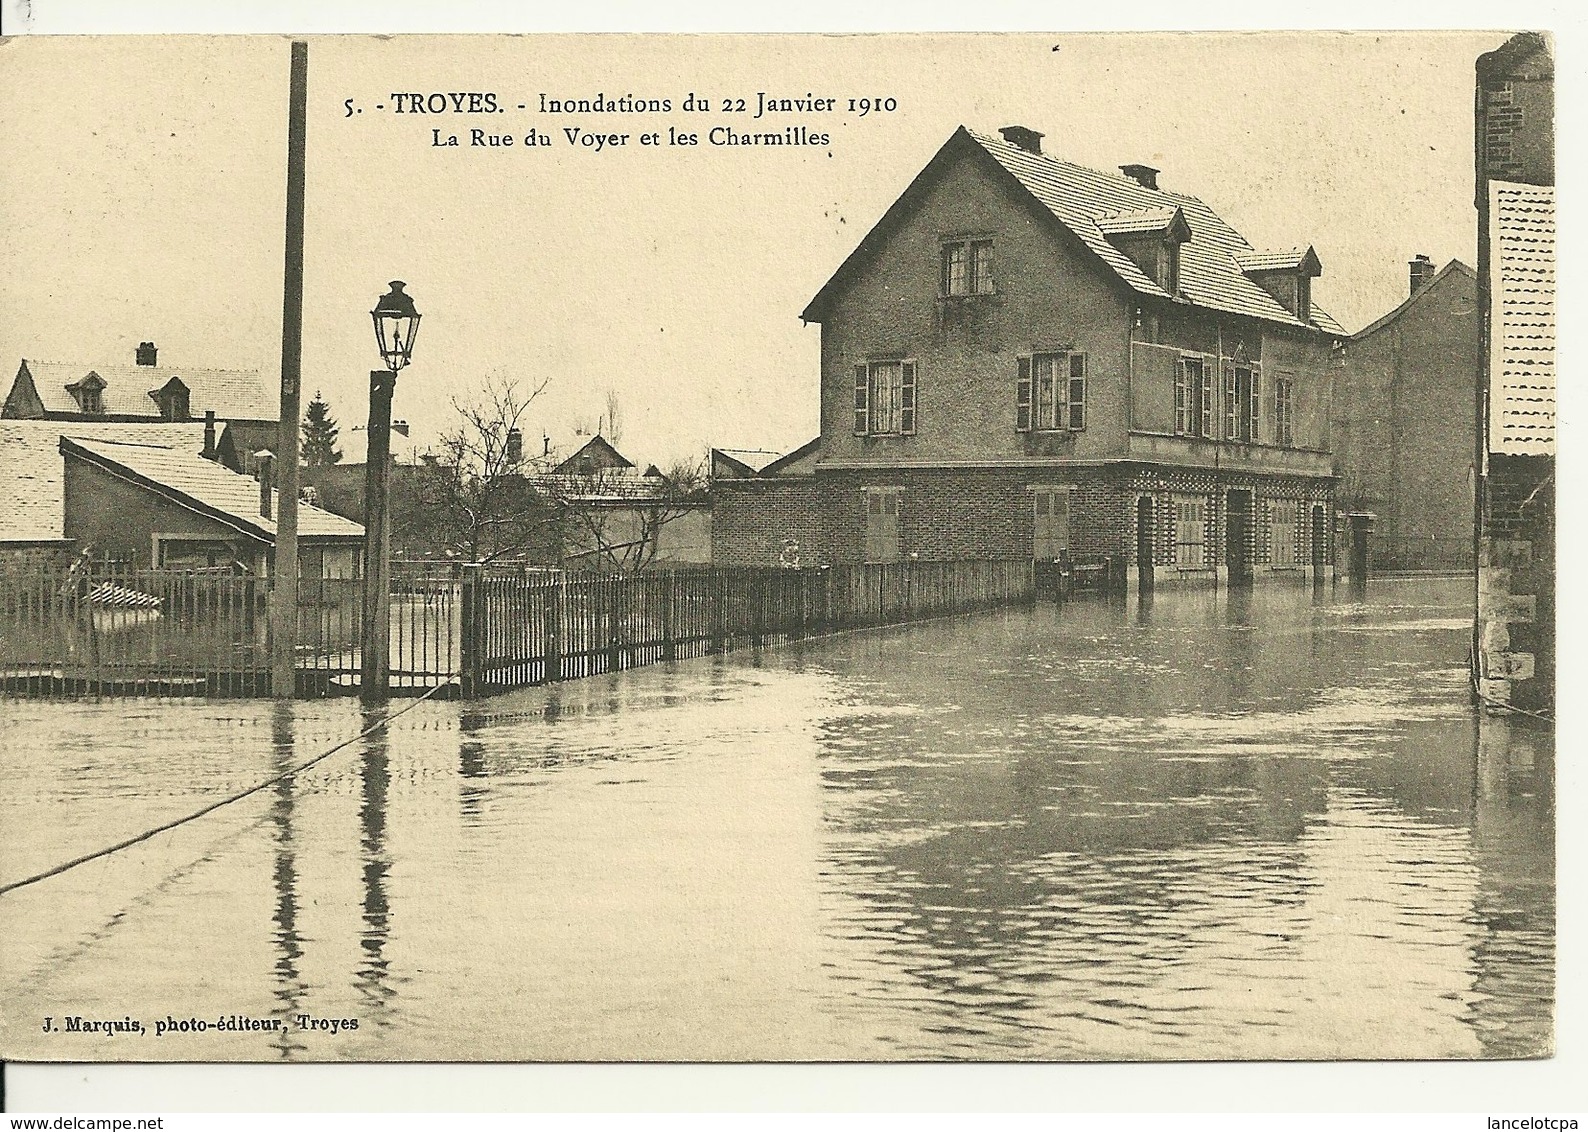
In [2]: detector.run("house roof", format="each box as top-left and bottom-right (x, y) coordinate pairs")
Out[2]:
(1094, 206), (1188, 239)
(553, 434), (633, 474)
(1351, 259), (1476, 340)
(13, 359), (277, 421)
(802, 126), (1345, 336)
(759, 438), (821, 477)
(710, 447), (791, 477)
(61, 435), (365, 542)
(530, 469), (677, 503)
(1235, 247), (1322, 275)
(0, 421), (210, 543)
(1489, 181), (1555, 456)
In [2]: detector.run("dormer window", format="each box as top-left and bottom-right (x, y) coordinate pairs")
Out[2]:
(1237, 246), (1322, 323)
(1096, 206), (1192, 297)
(151, 376), (191, 422)
(66, 372), (106, 415)
(941, 238), (994, 296)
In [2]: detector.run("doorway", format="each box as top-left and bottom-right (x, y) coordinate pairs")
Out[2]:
(1136, 495), (1155, 590)
(1225, 489), (1253, 584)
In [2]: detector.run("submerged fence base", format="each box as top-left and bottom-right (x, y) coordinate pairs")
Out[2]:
(0, 559), (1034, 700)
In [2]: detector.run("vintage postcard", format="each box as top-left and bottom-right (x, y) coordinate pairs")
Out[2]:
(0, 30), (1555, 1064)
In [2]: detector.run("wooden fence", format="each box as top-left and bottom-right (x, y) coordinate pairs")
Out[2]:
(0, 559), (1032, 699)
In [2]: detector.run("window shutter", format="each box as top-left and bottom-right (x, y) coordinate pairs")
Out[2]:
(1201, 355), (1216, 437)
(1174, 361), (1188, 435)
(853, 364), (869, 436)
(1068, 354), (1087, 431)
(1224, 365), (1238, 440)
(1016, 356), (1032, 432)
(1249, 368), (1262, 443)
(900, 360), (917, 435)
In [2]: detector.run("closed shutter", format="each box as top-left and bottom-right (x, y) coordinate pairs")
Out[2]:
(1249, 368), (1262, 443)
(1224, 365), (1238, 440)
(900, 360), (917, 435)
(1174, 361), (1188, 435)
(1016, 356), (1032, 432)
(1067, 354), (1087, 431)
(853, 364), (869, 436)
(1201, 354), (1216, 436)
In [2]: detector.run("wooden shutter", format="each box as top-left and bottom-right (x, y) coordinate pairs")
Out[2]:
(900, 360), (917, 435)
(853, 363), (869, 436)
(1201, 355), (1216, 437)
(1249, 368), (1262, 444)
(1174, 360), (1189, 435)
(1067, 354), (1086, 431)
(1224, 365), (1238, 440)
(1016, 356), (1032, 432)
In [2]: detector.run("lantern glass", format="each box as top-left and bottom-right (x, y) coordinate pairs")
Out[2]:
(371, 281), (421, 372)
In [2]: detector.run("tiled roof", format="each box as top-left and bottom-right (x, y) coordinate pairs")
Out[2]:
(1235, 248), (1315, 273)
(965, 129), (1346, 334)
(63, 436), (364, 541)
(1093, 206), (1183, 236)
(0, 420), (208, 542)
(17, 360), (277, 420)
(530, 470), (673, 502)
(1488, 181), (1555, 456)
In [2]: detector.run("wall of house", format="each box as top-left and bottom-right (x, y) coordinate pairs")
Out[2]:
(817, 153), (1133, 466)
(1475, 453), (1552, 713)
(711, 478), (829, 566)
(1336, 269), (1478, 570)
(62, 458), (265, 569)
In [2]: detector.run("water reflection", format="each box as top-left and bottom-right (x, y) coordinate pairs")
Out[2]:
(0, 578), (1553, 1061)
(268, 702), (308, 1060)
(356, 708), (395, 1027)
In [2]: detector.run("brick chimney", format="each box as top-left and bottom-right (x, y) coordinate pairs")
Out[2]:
(392, 419), (410, 437)
(136, 341), (158, 367)
(998, 125), (1044, 155)
(1409, 254), (1435, 296)
(1120, 163), (1160, 191)
(256, 452), (274, 520)
(506, 427), (523, 464)
(202, 410), (217, 460)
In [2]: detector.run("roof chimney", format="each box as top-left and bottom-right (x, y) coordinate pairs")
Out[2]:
(998, 125), (1044, 155)
(256, 452), (274, 520)
(136, 341), (158, 367)
(202, 410), (217, 460)
(505, 427), (523, 464)
(1120, 164), (1160, 191)
(1409, 254), (1436, 296)
(392, 419), (410, 438)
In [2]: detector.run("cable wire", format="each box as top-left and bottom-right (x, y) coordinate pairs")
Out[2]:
(0, 684), (447, 898)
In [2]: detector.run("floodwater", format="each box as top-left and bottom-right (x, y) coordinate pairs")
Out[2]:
(0, 577), (1553, 1061)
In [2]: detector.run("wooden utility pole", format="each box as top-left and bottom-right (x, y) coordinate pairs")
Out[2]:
(271, 39), (308, 698)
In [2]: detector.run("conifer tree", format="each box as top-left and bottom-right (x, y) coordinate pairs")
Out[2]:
(301, 391), (342, 466)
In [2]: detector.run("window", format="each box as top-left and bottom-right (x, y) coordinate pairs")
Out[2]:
(863, 487), (902, 563)
(942, 238), (994, 296)
(68, 374), (105, 415)
(1173, 495), (1208, 569)
(1270, 500), (1299, 567)
(852, 360), (917, 436)
(1017, 352), (1086, 432)
(1224, 364), (1259, 442)
(1174, 355), (1213, 437)
(1273, 376), (1295, 447)
(1031, 486), (1071, 559)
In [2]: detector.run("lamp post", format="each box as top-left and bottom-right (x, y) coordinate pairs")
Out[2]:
(360, 281), (421, 706)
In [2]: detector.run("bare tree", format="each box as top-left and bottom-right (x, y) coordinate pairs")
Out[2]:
(602, 387), (623, 446)
(414, 373), (556, 564)
(554, 454), (707, 572)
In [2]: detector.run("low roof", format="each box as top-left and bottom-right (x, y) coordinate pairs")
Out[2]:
(803, 126), (1346, 335)
(62, 435), (364, 542)
(15, 359), (277, 421)
(0, 420), (208, 542)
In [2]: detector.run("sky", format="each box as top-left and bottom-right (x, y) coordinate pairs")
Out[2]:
(1, 31), (1510, 468)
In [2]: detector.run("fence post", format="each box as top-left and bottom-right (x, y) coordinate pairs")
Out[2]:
(459, 565), (480, 697)
(544, 577), (564, 682)
(662, 572), (677, 661)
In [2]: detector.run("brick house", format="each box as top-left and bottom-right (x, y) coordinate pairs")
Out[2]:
(1334, 257), (1478, 571)
(713, 125), (1342, 585)
(1473, 32), (1555, 713)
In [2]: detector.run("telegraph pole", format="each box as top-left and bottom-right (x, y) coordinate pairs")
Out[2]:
(271, 40), (308, 699)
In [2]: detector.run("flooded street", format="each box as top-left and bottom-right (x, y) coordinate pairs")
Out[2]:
(0, 577), (1553, 1061)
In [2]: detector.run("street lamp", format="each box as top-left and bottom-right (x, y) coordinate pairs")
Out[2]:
(361, 281), (420, 706)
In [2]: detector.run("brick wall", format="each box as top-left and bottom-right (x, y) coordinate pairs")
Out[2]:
(1477, 453), (1553, 712)
(711, 478), (828, 566)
